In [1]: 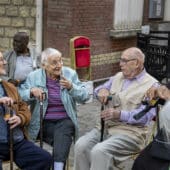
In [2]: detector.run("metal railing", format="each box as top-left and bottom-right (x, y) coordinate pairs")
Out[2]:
(137, 31), (170, 83)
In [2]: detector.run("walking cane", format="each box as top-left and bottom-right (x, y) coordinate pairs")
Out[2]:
(4, 106), (14, 170)
(100, 104), (105, 142)
(9, 108), (14, 170)
(39, 92), (46, 148)
(100, 96), (112, 142)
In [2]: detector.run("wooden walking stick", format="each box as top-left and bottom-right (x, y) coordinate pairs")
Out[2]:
(100, 96), (112, 142)
(4, 106), (14, 170)
(9, 108), (14, 170)
(39, 92), (46, 148)
(100, 103), (105, 142)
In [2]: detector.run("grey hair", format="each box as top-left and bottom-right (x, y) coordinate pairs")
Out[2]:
(41, 48), (62, 65)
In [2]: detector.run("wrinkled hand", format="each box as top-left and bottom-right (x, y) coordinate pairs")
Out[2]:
(0, 97), (14, 106)
(156, 85), (170, 100)
(97, 89), (110, 104)
(30, 87), (45, 101)
(5, 115), (21, 129)
(101, 108), (120, 121)
(146, 86), (158, 100)
(146, 85), (170, 100)
(59, 76), (72, 90)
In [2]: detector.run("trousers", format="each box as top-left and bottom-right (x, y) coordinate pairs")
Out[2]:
(0, 139), (52, 170)
(74, 128), (145, 170)
(43, 118), (75, 163)
(132, 142), (170, 170)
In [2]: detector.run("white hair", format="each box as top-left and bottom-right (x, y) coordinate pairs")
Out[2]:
(41, 48), (62, 65)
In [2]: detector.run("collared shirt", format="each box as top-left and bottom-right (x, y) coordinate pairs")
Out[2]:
(94, 69), (159, 125)
(14, 55), (34, 81)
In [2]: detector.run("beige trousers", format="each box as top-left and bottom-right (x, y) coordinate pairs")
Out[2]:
(74, 127), (147, 170)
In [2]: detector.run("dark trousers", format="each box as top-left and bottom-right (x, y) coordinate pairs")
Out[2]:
(132, 143), (170, 170)
(0, 139), (52, 170)
(43, 118), (75, 163)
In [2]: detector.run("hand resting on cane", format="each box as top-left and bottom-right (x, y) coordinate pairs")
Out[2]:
(30, 87), (46, 101)
(146, 85), (170, 101)
(6, 114), (21, 129)
(101, 108), (120, 121)
(0, 97), (21, 129)
(97, 89), (110, 104)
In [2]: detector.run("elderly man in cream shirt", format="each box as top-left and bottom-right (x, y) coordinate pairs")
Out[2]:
(74, 47), (159, 170)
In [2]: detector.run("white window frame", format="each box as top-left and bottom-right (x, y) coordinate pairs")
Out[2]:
(110, 0), (144, 38)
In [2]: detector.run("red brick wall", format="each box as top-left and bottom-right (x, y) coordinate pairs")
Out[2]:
(43, 0), (137, 80)
(43, 0), (72, 57)
(92, 63), (121, 80)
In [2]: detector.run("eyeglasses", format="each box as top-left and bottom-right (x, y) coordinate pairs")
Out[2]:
(119, 58), (137, 64)
(50, 60), (63, 67)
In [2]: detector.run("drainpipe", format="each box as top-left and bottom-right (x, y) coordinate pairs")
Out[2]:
(36, 0), (43, 56)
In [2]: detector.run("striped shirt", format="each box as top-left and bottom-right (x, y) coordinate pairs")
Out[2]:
(44, 77), (68, 120)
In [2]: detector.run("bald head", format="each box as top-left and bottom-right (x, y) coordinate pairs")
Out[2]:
(122, 47), (145, 65)
(120, 47), (145, 79)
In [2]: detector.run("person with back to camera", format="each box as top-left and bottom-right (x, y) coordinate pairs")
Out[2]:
(73, 47), (159, 170)
(18, 48), (90, 170)
(0, 51), (52, 170)
(132, 84), (170, 170)
(1, 31), (39, 86)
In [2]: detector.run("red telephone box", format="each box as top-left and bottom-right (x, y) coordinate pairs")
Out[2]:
(70, 36), (91, 80)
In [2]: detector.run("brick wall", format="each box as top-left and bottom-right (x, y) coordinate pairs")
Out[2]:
(44, 0), (136, 80)
(0, 0), (36, 52)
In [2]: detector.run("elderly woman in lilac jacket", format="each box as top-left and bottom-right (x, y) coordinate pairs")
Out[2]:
(18, 48), (89, 170)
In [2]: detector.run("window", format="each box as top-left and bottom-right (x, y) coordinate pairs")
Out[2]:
(110, 0), (144, 38)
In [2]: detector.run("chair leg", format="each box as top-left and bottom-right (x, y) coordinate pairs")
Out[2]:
(66, 158), (69, 170)
(63, 159), (69, 170)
